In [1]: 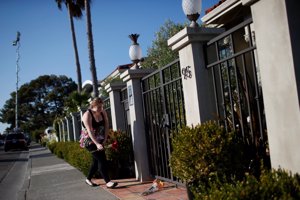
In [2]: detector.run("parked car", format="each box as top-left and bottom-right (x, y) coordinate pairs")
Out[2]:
(0, 134), (5, 146)
(4, 133), (29, 152)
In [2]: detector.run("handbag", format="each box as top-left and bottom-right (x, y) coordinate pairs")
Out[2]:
(79, 127), (105, 152)
(79, 129), (93, 148)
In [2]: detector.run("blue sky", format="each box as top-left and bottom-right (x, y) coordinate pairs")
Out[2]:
(0, 0), (218, 133)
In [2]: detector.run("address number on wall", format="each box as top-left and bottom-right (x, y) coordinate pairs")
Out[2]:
(182, 66), (192, 79)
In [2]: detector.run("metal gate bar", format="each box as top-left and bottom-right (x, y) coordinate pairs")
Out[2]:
(142, 59), (186, 184)
(120, 88), (132, 138)
(206, 19), (270, 170)
(103, 97), (112, 129)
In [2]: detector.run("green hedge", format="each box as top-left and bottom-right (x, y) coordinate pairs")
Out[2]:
(170, 121), (247, 185)
(193, 169), (300, 199)
(47, 130), (135, 178)
(170, 121), (300, 199)
(48, 141), (92, 176)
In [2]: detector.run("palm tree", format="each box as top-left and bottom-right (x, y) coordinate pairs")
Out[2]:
(84, 0), (98, 97)
(56, 0), (84, 93)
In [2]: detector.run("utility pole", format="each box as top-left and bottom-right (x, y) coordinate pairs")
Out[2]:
(13, 31), (21, 131)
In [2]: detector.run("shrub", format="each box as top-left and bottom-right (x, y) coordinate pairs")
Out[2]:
(170, 121), (300, 199)
(194, 168), (300, 199)
(104, 129), (135, 178)
(170, 121), (247, 186)
(50, 141), (92, 176)
(63, 142), (92, 176)
(53, 142), (65, 159)
(105, 129), (133, 162)
(47, 129), (135, 178)
(47, 142), (57, 153)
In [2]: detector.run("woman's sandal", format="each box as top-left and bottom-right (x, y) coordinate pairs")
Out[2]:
(85, 179), (100, 187)
(106, 181), (118, 188)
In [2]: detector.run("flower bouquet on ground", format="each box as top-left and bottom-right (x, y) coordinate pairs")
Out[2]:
(142, 179), (164, 196)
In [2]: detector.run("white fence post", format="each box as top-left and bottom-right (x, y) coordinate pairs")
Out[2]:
(168, 27), (224, 126)
(105, 83), (127, 131)
(120, 69), (155, 182)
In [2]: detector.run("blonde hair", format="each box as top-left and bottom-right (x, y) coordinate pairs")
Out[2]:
(89, 97), (103, 109)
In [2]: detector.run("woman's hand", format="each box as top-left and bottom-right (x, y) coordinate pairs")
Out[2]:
(96, 143), (104, 151)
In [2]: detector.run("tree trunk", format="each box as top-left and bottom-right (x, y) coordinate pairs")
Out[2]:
(68, 4), (82, 93)
(85, 0), (98, 97)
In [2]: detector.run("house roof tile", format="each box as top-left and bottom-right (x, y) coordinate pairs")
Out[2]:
(205, 0), (227, 14)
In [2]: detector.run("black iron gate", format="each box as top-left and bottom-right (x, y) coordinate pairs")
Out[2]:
(103, 97), (112, 129)
(205, 18), (270, 170)
(120, 87), (132, 138)
(142, 59), (186, 183)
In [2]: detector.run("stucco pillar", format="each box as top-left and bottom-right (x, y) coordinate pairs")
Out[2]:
(61, 119), (66, 142)
(71, 112), (80, 141)
(168, 27), (224, 126)
(105, 83), (127, 131)
(79, 108), (86, 129)
(58, 121), (63, 142)
(120, 69), (155, 182)
(65, 116), (73, 141)
(250, 0), (300, 174)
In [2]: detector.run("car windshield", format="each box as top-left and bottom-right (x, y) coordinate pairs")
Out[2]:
(6, 134), (25, 140)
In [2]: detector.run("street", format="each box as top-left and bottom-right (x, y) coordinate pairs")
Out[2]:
(0, 145), (29, 200)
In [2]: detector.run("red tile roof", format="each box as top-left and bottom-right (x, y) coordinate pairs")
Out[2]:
(205, 0), (227, 14)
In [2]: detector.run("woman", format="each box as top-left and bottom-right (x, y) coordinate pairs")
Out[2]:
(81, 97), (118, 188)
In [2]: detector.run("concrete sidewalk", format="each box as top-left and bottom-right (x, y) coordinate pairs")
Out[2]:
(19, 143), (118, 200)
(19, 143), (188, 200)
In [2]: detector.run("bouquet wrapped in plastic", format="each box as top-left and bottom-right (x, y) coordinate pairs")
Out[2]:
(142, 179), (164, 196)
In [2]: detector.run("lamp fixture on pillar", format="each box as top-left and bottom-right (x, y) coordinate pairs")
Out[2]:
(182, 0), (202, 27)
(129, 33), (142, 69)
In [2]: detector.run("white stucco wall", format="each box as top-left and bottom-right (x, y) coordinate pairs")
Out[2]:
(251, 0), (300, 174)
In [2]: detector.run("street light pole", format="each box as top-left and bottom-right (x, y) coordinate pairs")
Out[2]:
(13, 31), (21, 131)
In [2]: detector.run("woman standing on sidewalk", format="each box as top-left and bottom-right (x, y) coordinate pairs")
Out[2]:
(81, 97), (118, 188)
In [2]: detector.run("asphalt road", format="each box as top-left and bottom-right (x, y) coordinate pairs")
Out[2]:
(0, 145), (29, 200)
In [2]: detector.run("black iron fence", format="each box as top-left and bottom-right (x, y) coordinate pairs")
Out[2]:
(120, 87), (132, 138)
(103, 97), (112, 129)
(205, 18), (270, 171)
(142, 59), (186, 183)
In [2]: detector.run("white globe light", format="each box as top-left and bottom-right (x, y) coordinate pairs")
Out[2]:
(129, 44), (142, 61)
(182, 0), (202, 15)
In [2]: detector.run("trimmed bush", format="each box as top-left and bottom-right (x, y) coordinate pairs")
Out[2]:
(105, 129), (134, 162)
(170, 121), (246, 186)
(194, 168), (300, 200)
(47, 142), (57, 153)
(170, 121), (300, 199)
(49, 141), (92, 175)
(47, 130), (135, 178)
(53, 142), (65, 159)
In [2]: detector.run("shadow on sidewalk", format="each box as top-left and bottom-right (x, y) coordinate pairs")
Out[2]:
(30, 152), (53, 158)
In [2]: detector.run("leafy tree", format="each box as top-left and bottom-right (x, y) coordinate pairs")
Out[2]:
(64, 90), (90, 113)
(0, 75), (77, 133)
(56, 0), (84, 93)
(142, 20), (185, 69)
